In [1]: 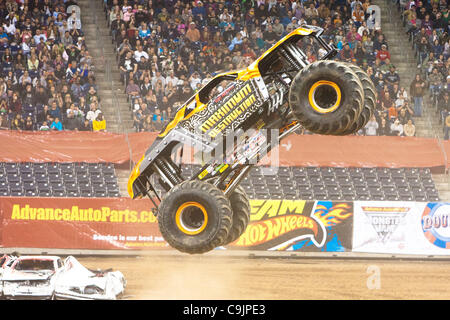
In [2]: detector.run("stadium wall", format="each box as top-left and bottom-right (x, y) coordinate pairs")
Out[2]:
(1, 197), (450, 256)
(0, 131), (449, 170)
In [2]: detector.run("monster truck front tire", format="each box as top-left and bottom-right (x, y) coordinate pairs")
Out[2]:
(288, 60), (364, 135)
(158, 180), (233, 254)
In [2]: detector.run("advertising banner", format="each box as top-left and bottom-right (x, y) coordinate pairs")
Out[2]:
(1, 197), (353, 252)
(227, 200), (353, 252)
(352, 201), (450, 255)
(4, 197), (449, 255)
(0, 197), (166, 250)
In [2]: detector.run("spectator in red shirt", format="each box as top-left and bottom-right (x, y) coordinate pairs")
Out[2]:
(376, 44), (391, 65)
(340, 43), (355, 63)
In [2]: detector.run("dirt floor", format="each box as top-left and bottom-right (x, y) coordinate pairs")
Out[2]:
(77, 252), (450, 300)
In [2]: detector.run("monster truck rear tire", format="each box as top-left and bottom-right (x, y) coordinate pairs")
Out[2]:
(158, 180), (232, 254)
(288, 60), (364, 135)
(222, 185), (251, 246)
(338, 64), (377, 135)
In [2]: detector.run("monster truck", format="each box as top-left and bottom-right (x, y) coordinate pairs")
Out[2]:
(127, 25), (376, 254)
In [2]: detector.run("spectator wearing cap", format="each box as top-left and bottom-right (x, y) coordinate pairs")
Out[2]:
(186, 22), (201, 43)
(123, 7), (134, 23)
(384, 65), (400, 89)
(376, 44), (391, 65)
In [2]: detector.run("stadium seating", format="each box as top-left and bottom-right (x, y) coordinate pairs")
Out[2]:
(0, 160), (441, 202)
(0, 162), (120, 198)
(162, 164), (440, 202)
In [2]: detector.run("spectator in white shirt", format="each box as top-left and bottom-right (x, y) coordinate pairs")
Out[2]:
(364, 115), (379, 136)
(134, 45), (149, 62)
(189, 72), (202, 91)
(390, 118), (404, 136)
(165, 71), (179, 87)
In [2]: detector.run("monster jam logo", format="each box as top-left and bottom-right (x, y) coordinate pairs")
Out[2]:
(422, 203), (450, 249)
(231, 200), (331, 251)
(361, 206), (410, 243)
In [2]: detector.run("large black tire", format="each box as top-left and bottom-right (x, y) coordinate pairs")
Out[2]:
(338, 63), (377, 135)
(288, 60), (364, 135)
(222, 185), (251, 246)
(158, 180), (232, 254)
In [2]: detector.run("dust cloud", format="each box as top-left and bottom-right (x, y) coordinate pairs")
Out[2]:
(77, 253), (450, 300)
(131, 255), (250, 300)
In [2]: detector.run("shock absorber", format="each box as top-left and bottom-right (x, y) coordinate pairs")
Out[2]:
(279, 45), (305, 70)
(283, 43), (308, 68)
(155, 158), (183, 186)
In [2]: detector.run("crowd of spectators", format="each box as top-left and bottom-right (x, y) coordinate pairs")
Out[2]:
(104, 0), (431, 137)
(0, 0), (106, 132)
(2, 0), (445, 137)
(400, 0), (449, 138)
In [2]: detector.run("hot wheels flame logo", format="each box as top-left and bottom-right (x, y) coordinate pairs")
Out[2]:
(231, 200), (326, 250)
(315, 203), (352, 227)
(235, 214), (319, 247)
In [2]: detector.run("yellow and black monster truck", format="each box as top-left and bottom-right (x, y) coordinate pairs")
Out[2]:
(127, 25), (376, 254)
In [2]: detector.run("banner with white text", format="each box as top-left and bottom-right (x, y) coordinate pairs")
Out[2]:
(0, 197), (167, 250)
(352, 201), (450, 255)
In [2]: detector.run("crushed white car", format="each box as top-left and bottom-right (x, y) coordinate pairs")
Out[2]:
(54, 256), (126, 300)
(2, 256), (64, 300)
(1, 255), (126, 300)
(0, 254), (17, 297)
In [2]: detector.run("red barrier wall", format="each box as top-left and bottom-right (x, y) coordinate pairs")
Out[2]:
(0, 131), (448, 168)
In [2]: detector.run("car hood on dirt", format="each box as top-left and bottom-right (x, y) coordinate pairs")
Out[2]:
(3, 270), (54, 281)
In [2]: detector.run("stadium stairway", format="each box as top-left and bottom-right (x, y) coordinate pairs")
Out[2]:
(78, 0), (134, 133)
(431, 173), (450, 201)
(373, 0), (443, 139)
